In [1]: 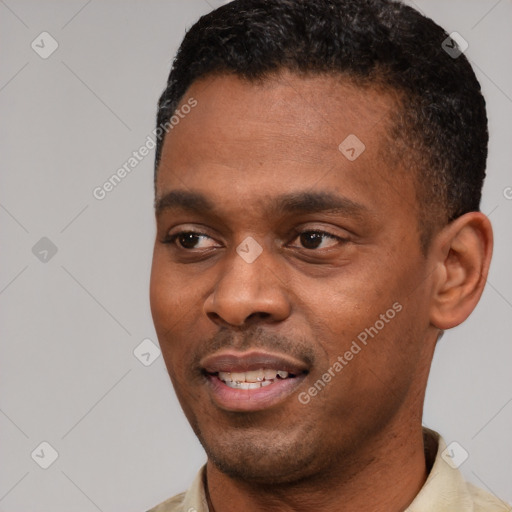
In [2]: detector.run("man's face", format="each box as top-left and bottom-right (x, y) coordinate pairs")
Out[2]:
(150, 73), (438, 484)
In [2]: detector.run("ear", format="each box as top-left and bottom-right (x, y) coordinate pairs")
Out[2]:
(429, 212), (493, 330)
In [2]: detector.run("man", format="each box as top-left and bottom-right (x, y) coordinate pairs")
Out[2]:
(147, 0), (507, 510)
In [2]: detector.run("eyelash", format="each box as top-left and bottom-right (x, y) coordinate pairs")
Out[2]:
(162, 229), (347, 251)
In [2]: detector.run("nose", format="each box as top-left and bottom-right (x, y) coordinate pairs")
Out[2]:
(203, 245), (291, 328)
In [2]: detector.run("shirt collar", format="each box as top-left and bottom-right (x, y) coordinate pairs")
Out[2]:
(179, 427), (493, 512)
(406, 427), (475, 511)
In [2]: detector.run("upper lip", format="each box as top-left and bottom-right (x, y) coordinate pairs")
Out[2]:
(200, 350), (310, 375)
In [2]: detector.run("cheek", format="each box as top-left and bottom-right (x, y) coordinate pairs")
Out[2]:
(149, 249), (167, 318)
(299, 268), (402, 348)
(150, 250), (189, 326)
(149, 250), (211, 379)
(325, 289), (428, 401)
(307, 312), (425, 445)
(300, 260), (426, 389)
(149, 255), (189, 370)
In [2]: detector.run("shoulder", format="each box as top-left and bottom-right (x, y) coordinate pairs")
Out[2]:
(145, 491), (186, 512)
(409, 428), (511, 512)
(467, 482), (511, 512)
(145, 465), (207, 512)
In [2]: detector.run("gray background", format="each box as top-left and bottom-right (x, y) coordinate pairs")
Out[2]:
(0, 0), (511, 510)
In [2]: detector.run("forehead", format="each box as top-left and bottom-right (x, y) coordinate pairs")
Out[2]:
(155, 72), (416, 221)
(164, 72), (395, 157)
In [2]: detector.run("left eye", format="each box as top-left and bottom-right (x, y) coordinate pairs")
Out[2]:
(164, 231), (217, 250)
(290, 230), (343, 250)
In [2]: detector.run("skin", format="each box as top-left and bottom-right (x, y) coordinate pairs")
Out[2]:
(150, 72), (493, 512)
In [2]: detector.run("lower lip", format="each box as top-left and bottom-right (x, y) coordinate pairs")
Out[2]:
(205, 374), (306, 412)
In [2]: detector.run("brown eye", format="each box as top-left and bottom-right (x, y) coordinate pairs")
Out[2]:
(300, 232), (326, 249)
(292, 230), (343, 250)
(163, 231), (216, 250)
(177, 233), (202, 249)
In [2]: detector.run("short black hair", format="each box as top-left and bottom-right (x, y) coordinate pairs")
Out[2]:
(154, 0), (488, 249)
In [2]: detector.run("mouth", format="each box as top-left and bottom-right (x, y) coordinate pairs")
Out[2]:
(200, 351), (310, 411)
(213, 368), (297, 389)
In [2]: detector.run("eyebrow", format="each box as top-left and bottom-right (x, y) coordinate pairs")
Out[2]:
(154, 189), (369, 219)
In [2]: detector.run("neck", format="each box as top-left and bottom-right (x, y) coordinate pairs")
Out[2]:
(205, 420), (429, 512)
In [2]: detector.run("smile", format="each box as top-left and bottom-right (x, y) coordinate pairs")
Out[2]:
(200, 351), (309, 411)
(215, 369), (295, 389)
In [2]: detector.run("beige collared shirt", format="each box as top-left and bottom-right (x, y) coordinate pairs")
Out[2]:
(147, 428), (510, 512)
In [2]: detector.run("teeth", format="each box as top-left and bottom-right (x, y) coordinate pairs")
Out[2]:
(245, 370), (264, 383)
(264, 369), (278, 380)
(230, 372), (245, 383)
(218, 372), (233, 382)
(217, 368), (292, 387)
(224, 381), (273, 390)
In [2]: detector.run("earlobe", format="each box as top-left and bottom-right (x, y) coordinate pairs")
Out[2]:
(429, 212), (493, 330)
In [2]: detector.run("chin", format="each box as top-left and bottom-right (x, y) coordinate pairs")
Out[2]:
(198, 426), (324, 485)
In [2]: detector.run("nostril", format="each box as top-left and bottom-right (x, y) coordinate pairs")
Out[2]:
(206, 310), (271, 327)
(246, 312), (271, 322)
